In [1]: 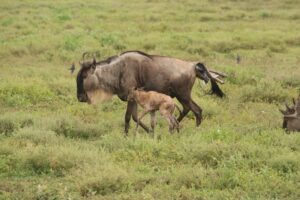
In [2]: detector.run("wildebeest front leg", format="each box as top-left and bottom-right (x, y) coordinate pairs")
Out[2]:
(189, 99), (203, 126)
(124, 101), (134, 135)
(176, 99), (190, 122)
(132, 102), (150, 133)
(177, 98), (202, 126)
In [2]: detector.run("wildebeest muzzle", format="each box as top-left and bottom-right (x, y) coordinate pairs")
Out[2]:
(77, 93), (88, 102)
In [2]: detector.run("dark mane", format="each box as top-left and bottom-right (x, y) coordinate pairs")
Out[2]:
(120, 50), (153, 59)
(96, 55), (118, 65)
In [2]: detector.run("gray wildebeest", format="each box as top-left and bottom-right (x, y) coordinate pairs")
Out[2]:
(127, 87), (181, 134)
(76, 51), (226, 135)
(280, 95), (300, 132)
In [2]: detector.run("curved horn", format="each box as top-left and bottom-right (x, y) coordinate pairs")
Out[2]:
(279, 108), (286, 115)
(82, 52), (90, 60)
(208, 71), (225, 84)
(292, 98), (296, 106)
(285, 103), (292, 110)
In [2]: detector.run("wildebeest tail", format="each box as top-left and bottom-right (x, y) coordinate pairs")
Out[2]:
(210, 79), (225, 98)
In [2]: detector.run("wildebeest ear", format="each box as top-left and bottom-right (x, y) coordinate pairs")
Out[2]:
(196, 63), (207, 71)
(129, 87), (135, 91)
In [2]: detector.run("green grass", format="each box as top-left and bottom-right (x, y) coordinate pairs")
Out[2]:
(0, 0), (300, 199)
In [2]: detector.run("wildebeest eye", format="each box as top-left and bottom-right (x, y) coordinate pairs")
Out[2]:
(196, 63), (208, 74)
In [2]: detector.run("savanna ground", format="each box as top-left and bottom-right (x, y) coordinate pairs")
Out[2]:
(0, 0), (300, 199)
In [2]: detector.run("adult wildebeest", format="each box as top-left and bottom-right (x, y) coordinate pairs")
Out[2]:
(76, 51), (225, 134)
(280, 95), (300, 132)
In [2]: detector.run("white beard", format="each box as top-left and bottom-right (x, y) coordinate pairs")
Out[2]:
(86, 89), (113, 104)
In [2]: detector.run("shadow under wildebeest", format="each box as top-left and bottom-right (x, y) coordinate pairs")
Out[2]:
(76, 50), (226, 135)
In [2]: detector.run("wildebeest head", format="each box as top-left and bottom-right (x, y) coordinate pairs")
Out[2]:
(279, 95), (300, 131)
(76, 58), (97, 103)
(195, 63), (210, 83)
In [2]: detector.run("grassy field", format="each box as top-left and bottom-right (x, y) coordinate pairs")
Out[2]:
(1, 0), (300, 199)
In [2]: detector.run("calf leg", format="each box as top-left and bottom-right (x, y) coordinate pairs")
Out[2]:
(136, 110), (150, 132)
(150, 111), (156, 132)
(166, 116), (174, 133)
(171, 116), (180, 133)
(160, 110), (175, 134)
(131, 102), (150, 133)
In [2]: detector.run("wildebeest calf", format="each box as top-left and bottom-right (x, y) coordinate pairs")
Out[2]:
(127, 88), (181, 134)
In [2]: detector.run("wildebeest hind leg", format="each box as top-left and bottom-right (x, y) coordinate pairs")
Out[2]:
(132, 102), (150, 133)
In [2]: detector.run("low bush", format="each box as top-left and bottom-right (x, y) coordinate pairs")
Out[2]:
(269, 153), (299, 175)
(240, 79), (289, 103)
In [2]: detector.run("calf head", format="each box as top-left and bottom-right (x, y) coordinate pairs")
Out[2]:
(127, 87), (140, 102)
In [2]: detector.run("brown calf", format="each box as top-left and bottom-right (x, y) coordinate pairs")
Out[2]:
(127, 88), (181, 134)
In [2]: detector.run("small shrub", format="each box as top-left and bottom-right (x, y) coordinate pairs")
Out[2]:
(143, 43), (156, 51)
(15, 129), (57, 145)
(191, 142), (231, 168)
(187, 46), (210, 57)
(213, 168), (240, 190)
(0, 83), (54, 107)
(0, 119), (16, 135)
(53, 118), (109, 139)
(80, 168), (130, 197)
(172, 167), (204, 189)
(100, 34), (117, 46)
(1, 18), (14, 26)
(64, 35), (81, 51)
(285, 36), (300, 46)
(0, 115), (33, 136)
(57, 14), (71, 22)
(260, 11), (272, 19)
(268, 43), (287, 53)
(22, 148), (76, 176)
(240, 79), (289, 103)
(211, 41), (238, 53)
(269, 154), (299, 175)
(279, 76), (300, 88)
(223, 66), (265, 86)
